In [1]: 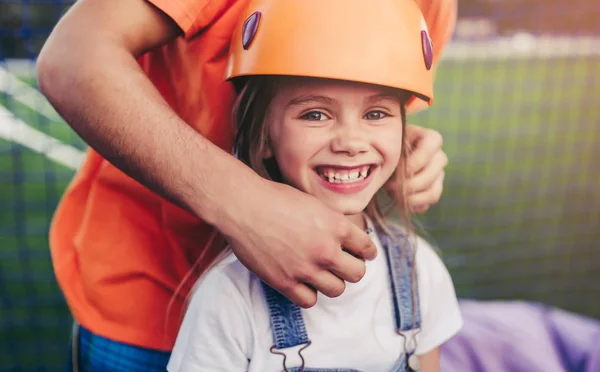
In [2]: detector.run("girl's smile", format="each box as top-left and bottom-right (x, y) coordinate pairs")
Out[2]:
(314, 164), (378, 194)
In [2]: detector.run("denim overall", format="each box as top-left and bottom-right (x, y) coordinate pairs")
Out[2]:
(261, 227), (422, 372)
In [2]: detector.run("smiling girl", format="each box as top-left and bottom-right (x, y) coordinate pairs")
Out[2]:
(167, 1), (462, 371)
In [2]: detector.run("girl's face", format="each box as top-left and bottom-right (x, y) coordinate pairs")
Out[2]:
(265, 77), (405, 221)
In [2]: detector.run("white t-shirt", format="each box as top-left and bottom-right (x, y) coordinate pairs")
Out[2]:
(168, 227), (463, 372)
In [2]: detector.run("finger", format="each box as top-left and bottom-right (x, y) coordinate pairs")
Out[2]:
(406, 173), (444, 210)
(405, 151), (448, 195)
(404, 124), (426, 145)
(328, 250), (367, 284)
(339, 222), (377, 261)
(281, 281), (318, 309)
(405, 129), (443, 176)
(305, 270), (347, 298)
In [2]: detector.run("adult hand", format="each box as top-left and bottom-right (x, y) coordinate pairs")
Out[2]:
(220, 179), (377, 308)
(386, 124), (448, 213)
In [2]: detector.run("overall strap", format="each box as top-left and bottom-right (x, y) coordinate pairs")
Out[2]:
(261, 282), (311, 349)
(378, 227), (422, 332)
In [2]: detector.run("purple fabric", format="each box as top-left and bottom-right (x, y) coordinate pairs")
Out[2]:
(441, 300), (600, 372)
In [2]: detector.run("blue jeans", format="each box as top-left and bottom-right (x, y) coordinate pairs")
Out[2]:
(65, 324), (171, 372)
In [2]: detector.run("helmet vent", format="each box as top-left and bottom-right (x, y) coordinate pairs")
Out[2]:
(421, 30), (433, 70)
(242, 11), (262, 50)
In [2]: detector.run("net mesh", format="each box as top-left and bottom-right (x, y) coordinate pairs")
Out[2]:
(1, 0), (599, 370)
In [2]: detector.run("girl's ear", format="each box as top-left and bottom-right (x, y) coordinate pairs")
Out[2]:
(261, 108), (275, 159)
(263, 138), (273, 159)
(263, 146), (273, 159)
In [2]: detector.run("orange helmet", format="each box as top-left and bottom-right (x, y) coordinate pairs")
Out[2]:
(225, 0), (436, 110)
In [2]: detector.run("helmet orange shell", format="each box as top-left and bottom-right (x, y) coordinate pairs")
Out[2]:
(225, 0), (435, 107)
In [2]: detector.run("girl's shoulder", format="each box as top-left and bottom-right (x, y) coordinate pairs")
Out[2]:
(171, 256), (260, 371)
(194, 253), (256, 297)
(190, 253), (270, 315)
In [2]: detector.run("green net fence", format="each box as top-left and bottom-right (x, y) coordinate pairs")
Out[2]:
(1, 0), (599, 370)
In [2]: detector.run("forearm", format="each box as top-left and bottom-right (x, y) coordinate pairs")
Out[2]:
(37, 29), (263, 229)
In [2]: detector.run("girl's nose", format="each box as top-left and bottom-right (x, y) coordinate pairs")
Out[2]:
(330, 125), (369, 157)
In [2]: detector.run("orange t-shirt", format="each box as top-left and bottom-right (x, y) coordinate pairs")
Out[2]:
(49, 0), (457, 351)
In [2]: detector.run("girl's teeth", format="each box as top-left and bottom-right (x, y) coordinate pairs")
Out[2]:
(318, 166), (372, 183)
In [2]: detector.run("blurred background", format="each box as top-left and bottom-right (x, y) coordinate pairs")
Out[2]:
(1, 0), (599, 370)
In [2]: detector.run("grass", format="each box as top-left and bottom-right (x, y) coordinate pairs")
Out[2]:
(1, 56), (599, 370)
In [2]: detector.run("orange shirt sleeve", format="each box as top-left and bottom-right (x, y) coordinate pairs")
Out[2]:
(146, 0), (242, 39)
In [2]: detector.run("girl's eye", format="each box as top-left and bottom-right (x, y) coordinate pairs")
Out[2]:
(300, 111), (329, 121)
(364, 110), (389, 120)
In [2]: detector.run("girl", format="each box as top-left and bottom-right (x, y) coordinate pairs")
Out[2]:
(167, 0), (462, 371)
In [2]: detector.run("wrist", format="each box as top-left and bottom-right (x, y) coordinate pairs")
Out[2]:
(187, 153), (268, 238)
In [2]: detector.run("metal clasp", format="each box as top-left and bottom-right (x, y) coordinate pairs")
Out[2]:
(270, 341), (312, 372)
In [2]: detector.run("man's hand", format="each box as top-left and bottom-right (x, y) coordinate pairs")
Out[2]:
(218, 179), (377, 309)
(386, 124), (448, 213)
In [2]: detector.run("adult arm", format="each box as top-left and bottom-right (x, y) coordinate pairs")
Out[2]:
(37, 0), (375, 308)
